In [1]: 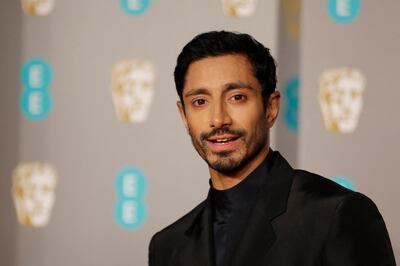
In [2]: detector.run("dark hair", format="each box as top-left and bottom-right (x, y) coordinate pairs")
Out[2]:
(174, 31), (277, 106)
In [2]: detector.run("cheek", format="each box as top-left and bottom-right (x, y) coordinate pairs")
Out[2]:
(185, 111), (209, 131)
(187, 121), (203, 140)
(232, 104), (264, 127)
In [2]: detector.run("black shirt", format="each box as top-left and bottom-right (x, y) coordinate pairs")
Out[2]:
(210, 150), (272, 266)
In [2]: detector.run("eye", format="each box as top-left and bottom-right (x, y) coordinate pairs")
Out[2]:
(192, 98), (207, 107)
(230, 94), (247, 102)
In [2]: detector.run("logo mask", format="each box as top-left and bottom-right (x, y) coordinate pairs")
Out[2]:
(21, 0), (55, 16)
(319, 68), (365, 133)
(12, 162), (57, 228)
(111, 60), (155, 123)
(221, 0), (258, 18)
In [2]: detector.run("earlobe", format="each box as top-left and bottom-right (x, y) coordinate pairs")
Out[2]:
(177, 101), (190, 133)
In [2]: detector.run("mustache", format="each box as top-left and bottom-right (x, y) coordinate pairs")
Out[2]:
(200, 127), (246, 141)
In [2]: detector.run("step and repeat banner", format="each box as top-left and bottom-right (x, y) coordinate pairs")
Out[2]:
(0, 0), (398, 265)
(299, 0), (400, 261)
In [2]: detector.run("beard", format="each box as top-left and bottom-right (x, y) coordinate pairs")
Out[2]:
(188, 117), (269, 174)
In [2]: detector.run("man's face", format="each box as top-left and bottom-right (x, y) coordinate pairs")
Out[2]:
(178, 54), (278, 173)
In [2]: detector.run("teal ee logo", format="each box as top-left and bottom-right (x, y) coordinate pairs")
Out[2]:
(20, 58), (53, 121)
(21, 58), (52, 90)
(20, 90), (52, 121)
(331, 176), (356, 191)
(114, 167), (147, 230)
(327, 0), (361, 23)
(283, 75), (299, 133)
(119, 0), (150, 16)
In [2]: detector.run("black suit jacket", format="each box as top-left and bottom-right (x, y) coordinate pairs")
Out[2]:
(149, 151), (396, 266)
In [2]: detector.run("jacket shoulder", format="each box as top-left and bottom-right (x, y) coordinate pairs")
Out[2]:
(289, 169), (378, 216)
(292, 169), (355, 200)
(278, 170), (395, 265)
(289, 170), (386, 223)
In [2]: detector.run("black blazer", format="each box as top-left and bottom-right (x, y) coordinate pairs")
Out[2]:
(149, 151), (396, 266)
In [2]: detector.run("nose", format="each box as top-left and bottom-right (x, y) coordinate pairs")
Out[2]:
(210, 101), (232, 129)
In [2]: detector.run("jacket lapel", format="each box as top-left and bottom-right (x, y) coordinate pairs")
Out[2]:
(231, 151), (294, 266)
(175, 194), (214, 266)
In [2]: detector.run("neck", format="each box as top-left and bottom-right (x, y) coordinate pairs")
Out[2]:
(209, 144), (270, 190)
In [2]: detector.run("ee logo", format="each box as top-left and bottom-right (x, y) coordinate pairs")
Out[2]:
(20, 58), (53, 121)
(119, 0), (150, 16)
(327, 0), (361, 23)
(114, 167), (147, 230)
(331, 176), (356, 191)
(283, 75), (299, 133)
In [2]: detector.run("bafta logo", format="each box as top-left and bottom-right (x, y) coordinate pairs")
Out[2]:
(21, 0), (55, 16)
(111, 60), (155, 123)
(221, 0), (258, 18)
(12, 162), (57, 228)
(319, 68), (365, 133)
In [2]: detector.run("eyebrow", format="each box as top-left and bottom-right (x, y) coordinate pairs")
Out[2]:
(224, 81), (256, 92)
(184, 81), (256, 98)
(185, 88), (211, 98)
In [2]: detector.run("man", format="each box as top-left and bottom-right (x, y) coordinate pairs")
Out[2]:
(148, 31), (396, 266)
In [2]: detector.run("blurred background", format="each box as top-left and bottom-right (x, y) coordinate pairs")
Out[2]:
(0, 0), (399, 265)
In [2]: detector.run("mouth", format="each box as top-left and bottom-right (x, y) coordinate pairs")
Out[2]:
(206, 134), (241, 152)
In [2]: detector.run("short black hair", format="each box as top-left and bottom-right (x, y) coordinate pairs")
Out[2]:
(174, 31), (277, 107)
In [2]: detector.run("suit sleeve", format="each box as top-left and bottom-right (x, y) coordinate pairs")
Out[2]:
(323, 192), (396, 266)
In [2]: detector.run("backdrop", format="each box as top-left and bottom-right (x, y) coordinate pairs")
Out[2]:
(0, 0), (398, 265)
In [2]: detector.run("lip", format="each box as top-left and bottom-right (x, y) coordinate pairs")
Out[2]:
(206, 135), (240, 153)
(207, 134), (238, 141)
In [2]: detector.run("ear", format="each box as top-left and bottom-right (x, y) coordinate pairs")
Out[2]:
(266, 91), (280, 128)
(177, 101), (190, 134)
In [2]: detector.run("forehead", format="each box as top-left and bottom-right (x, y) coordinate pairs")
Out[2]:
(184, 54), (259, 92)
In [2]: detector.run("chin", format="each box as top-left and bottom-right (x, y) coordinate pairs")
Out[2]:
(208, 156), (245, 174)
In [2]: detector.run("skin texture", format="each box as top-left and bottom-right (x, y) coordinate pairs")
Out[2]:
(177, 54), (280, 190)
